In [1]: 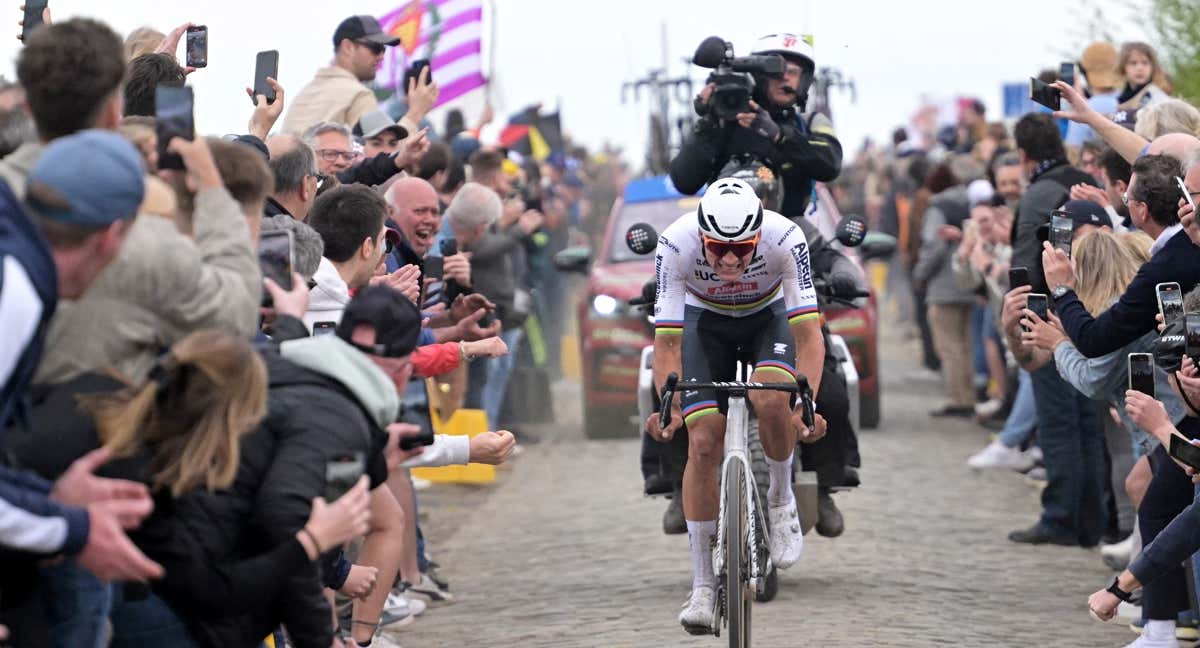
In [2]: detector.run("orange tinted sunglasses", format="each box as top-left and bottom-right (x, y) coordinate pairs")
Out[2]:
(702, 233), (759, 259)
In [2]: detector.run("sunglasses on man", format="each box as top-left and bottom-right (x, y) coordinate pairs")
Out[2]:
(701, 234), (759, 259)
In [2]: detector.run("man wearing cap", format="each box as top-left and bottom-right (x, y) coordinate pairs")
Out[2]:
(0, 130), (163, 605)
(338, 110), (430, 189)
(1044, 155), (1200, 358)
(34, 133), (261, 385)
(282, 15), (402, 136)
(1065, 42), (1124, 150)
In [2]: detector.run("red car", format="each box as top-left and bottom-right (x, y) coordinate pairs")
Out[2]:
(558, 177), (880, 438)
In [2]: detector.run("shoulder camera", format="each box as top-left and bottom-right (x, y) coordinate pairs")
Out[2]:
(692, 36), (784, 121)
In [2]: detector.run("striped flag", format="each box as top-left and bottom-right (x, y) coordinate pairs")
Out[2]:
(375, 0), (487, 107)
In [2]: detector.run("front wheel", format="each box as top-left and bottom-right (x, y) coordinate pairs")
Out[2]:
(724, 460), (751, 647)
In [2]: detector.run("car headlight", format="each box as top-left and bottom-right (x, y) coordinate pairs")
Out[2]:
(591, 294), (620, 317)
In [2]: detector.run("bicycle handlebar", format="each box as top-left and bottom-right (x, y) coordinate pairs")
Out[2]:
(658, 372), (815, 431)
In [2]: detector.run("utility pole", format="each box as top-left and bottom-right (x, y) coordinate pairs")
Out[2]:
(621, 21), (693, 175)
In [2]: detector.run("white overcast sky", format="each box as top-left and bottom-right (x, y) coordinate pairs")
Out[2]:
(0, 0), (1152, 167)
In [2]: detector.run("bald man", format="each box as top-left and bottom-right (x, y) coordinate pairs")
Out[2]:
(384, 176), (472, 290)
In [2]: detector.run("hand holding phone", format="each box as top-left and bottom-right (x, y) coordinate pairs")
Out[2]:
(1023, 293), (1049, 333)
(1128, 353), (1155, 397)
(1169, 435), (1200, 471)
(1059, 61), (1077, 89)
(1187, 314), (1200, 363)
(155, 85), (195, 171)
(252, 50), (280, 105)
(1179, 176), (1196, 212)
(424, 256), (444, 281)
(20, 0), (48, 41)
(1008, 266), (1030, 290)
(1030, 77), (1061, 112)
(258, 230), (294, 307)
(1157, 282), (1184, 326)
(1049, 213), (1074, 257)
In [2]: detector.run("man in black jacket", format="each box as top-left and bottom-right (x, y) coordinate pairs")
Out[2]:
(669, 32), (841, 218)
(1007, 113), (1105, 547)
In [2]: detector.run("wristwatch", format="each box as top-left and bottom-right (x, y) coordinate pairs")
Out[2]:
(1106, 576), (1134, 602)
(1052, 284), (1072, 299)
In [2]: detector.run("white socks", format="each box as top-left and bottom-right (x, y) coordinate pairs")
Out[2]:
(1142, 619), (1177, 642)
(687, 520), (716, 590)
(766, 454), (794, 506)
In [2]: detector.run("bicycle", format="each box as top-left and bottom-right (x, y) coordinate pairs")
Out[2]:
(659, 368), (815, 647)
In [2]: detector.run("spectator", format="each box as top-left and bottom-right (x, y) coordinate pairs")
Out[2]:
(911, 163), (975, 417)
(265, 134), (319, 220)
(1116, 42), (1171, 114)
(414, 141), (452, 193)
(35, 135), (261, 385)
(123, 26), (164, 61)
(354, 109), (408, 158)
(123, 53), (186, 118)
(1070, 146), (1133, 233)
(305, 119), (426, 189)
(118, 116), (158, 171)
(1, 18), (127, 198)
(303, 121), (357, 177)
(1007, 111), (1105, 547)
(1134, 100), (1200, 142)
(260, 216), (324, 282)
(1065, 42), (1122, 149)
(0, 102), (35, 159)
(282, 15), (401, 135)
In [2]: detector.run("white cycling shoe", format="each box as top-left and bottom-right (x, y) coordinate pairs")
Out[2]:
(678, 586), (715, 635)
(768, 501), (804, 570)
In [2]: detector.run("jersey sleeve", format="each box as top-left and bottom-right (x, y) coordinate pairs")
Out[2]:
(776, 222), (820, 325)
(652, 228), (687, 336)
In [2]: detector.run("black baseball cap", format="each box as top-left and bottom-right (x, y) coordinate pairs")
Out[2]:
(336, 285), (421, 358)
(1037, 199), (1109, 241)
(333, 15), (401, 49)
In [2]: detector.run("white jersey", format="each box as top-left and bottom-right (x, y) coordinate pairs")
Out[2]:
(653, 209), (820, 335)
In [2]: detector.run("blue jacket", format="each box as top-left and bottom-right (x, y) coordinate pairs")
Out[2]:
(0, 180), (88, 557)
(1054, 229), (1200, 358)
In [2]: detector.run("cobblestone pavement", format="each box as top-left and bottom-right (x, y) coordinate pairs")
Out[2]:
(386, 332), (1138, 647)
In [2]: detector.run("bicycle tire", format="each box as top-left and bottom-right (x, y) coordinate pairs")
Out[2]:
(724, 460), (750, 647)
(747, 422), (777, 603)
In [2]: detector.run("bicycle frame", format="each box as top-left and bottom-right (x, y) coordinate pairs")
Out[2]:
(712, 386), (768, 598)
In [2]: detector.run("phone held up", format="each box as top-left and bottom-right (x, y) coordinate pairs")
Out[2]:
(1186, 313), (1200, 363)
(1169, 435), (1200, 472)
(1008, 266), (1030, 290)
(258, 230), (294, 307)
(253, 50), (280, 105)
(1128, 352), (1155, 397)
(155, 85), (195, 171)
(21, 0), (48, 41)
(312, 321), (337, 337)
(1157, 282), (1184, 326)
(1180, 176), (1197, 212)
(1023, 293), (1049, 333)
(1049, 213), (1074, 257)
(185, 25), (208, 68)
(424, 256), (444, 281)
(1029, 77), (1061, 112)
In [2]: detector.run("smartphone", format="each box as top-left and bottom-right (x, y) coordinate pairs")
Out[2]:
(1187, 313), (1200, 361)
(440, 238), (458, 257)
(405, 58), (431, 90)
(1158, 282), (1184, 326)
(1008, 266), (1030, 289)
(252, 50), (279, 105)
(399, 428), (436, 451)
(1128, 352), (1155, 397)
(1179, 176), (1196, 212)
(424, 256), (444, 281)
(324, 453), (365, 502)
(1024, 293), (1049, 333)
(1059, 61), (1077, 88)
(155, 85), (194, 171)
(185, 25), (207, 68)
(1029, 77), (1061, 112)
(1050, 213), (1074, 257)
(312, 321), (337, 337)
(258, 230), (294, 307)
(21, 0), (48, 41)
(1169, 435), (1200, 471)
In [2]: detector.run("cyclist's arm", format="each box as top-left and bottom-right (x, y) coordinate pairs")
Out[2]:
(778, 228), (825, 399)
(651, 233), (687, 395)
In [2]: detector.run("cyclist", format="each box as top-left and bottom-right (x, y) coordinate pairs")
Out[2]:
(647, 176), (827, 634)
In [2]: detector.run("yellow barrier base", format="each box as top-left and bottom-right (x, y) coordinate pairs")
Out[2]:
(561, 335), (581, 381)
(410, 408), (496, 484)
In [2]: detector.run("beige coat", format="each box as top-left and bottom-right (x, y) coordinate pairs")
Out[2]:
(281, 66), (378, 135)
(35, 186), (261, 384)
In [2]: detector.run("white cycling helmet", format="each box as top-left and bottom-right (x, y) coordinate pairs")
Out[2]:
(697, 177), (764, 242)
(751, 33), (815, 70)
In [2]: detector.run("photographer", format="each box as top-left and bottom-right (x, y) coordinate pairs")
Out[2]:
(670, 33), (841, 218)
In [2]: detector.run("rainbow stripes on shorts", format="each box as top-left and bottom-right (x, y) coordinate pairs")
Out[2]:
(755, 359), (796, 381)
(683, 400), (719, 425)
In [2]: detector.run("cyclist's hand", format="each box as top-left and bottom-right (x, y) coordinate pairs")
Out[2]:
(646, 405), (683, 442)
(794, 411), (826, 444)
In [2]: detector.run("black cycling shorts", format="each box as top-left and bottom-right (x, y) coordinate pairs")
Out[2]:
(679, 301), (795, 426)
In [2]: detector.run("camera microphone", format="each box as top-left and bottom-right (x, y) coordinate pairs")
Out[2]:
(693, 36), (729, 69)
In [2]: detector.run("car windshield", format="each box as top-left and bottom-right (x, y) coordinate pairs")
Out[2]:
(608, 198), (699, 263)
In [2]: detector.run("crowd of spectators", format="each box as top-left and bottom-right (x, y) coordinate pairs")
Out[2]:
(851, 37), (1200, 646)
(0, 10), (613, 648)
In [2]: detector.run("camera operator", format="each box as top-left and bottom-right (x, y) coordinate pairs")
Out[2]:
(670, 33), (842, 218)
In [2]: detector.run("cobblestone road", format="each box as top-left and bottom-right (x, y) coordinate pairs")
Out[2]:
(387, 332), (1136, 647)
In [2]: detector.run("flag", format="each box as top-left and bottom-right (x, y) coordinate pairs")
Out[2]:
(497, 107), (563, 162)
(376, 0), (486, 107)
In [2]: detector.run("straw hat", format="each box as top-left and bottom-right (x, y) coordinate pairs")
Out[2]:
(1080, 42), (1122, 91)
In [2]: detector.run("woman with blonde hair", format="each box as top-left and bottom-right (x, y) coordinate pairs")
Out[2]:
(1022, 230), (1194, 645)
(1117, 41), (1171, 113)
(1134, 99), (1200, 141)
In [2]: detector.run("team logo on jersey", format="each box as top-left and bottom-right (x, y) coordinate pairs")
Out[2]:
(708, 281), (758, 296)
(658, 235), (680, 255)
(773, 342), (788, 356)
(791, 242), (813, 290)
(777, 225), (797, 246)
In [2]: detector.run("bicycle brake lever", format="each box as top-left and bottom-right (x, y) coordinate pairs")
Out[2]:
(660, 372), (679, 430)
(795, 375), (815, 429)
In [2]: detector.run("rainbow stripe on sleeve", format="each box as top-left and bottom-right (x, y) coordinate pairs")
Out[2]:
(755, 359), (796, 380)
(654, 320), (684, 336)
(786, 305), (820, 324)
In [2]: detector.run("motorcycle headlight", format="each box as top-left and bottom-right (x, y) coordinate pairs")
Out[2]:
(591, 294), (620, 317)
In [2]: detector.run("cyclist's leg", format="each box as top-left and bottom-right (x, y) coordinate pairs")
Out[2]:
(679, 307), (736, 590)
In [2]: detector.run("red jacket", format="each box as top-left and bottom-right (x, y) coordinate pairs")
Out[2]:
(413, 342), (461, 378)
